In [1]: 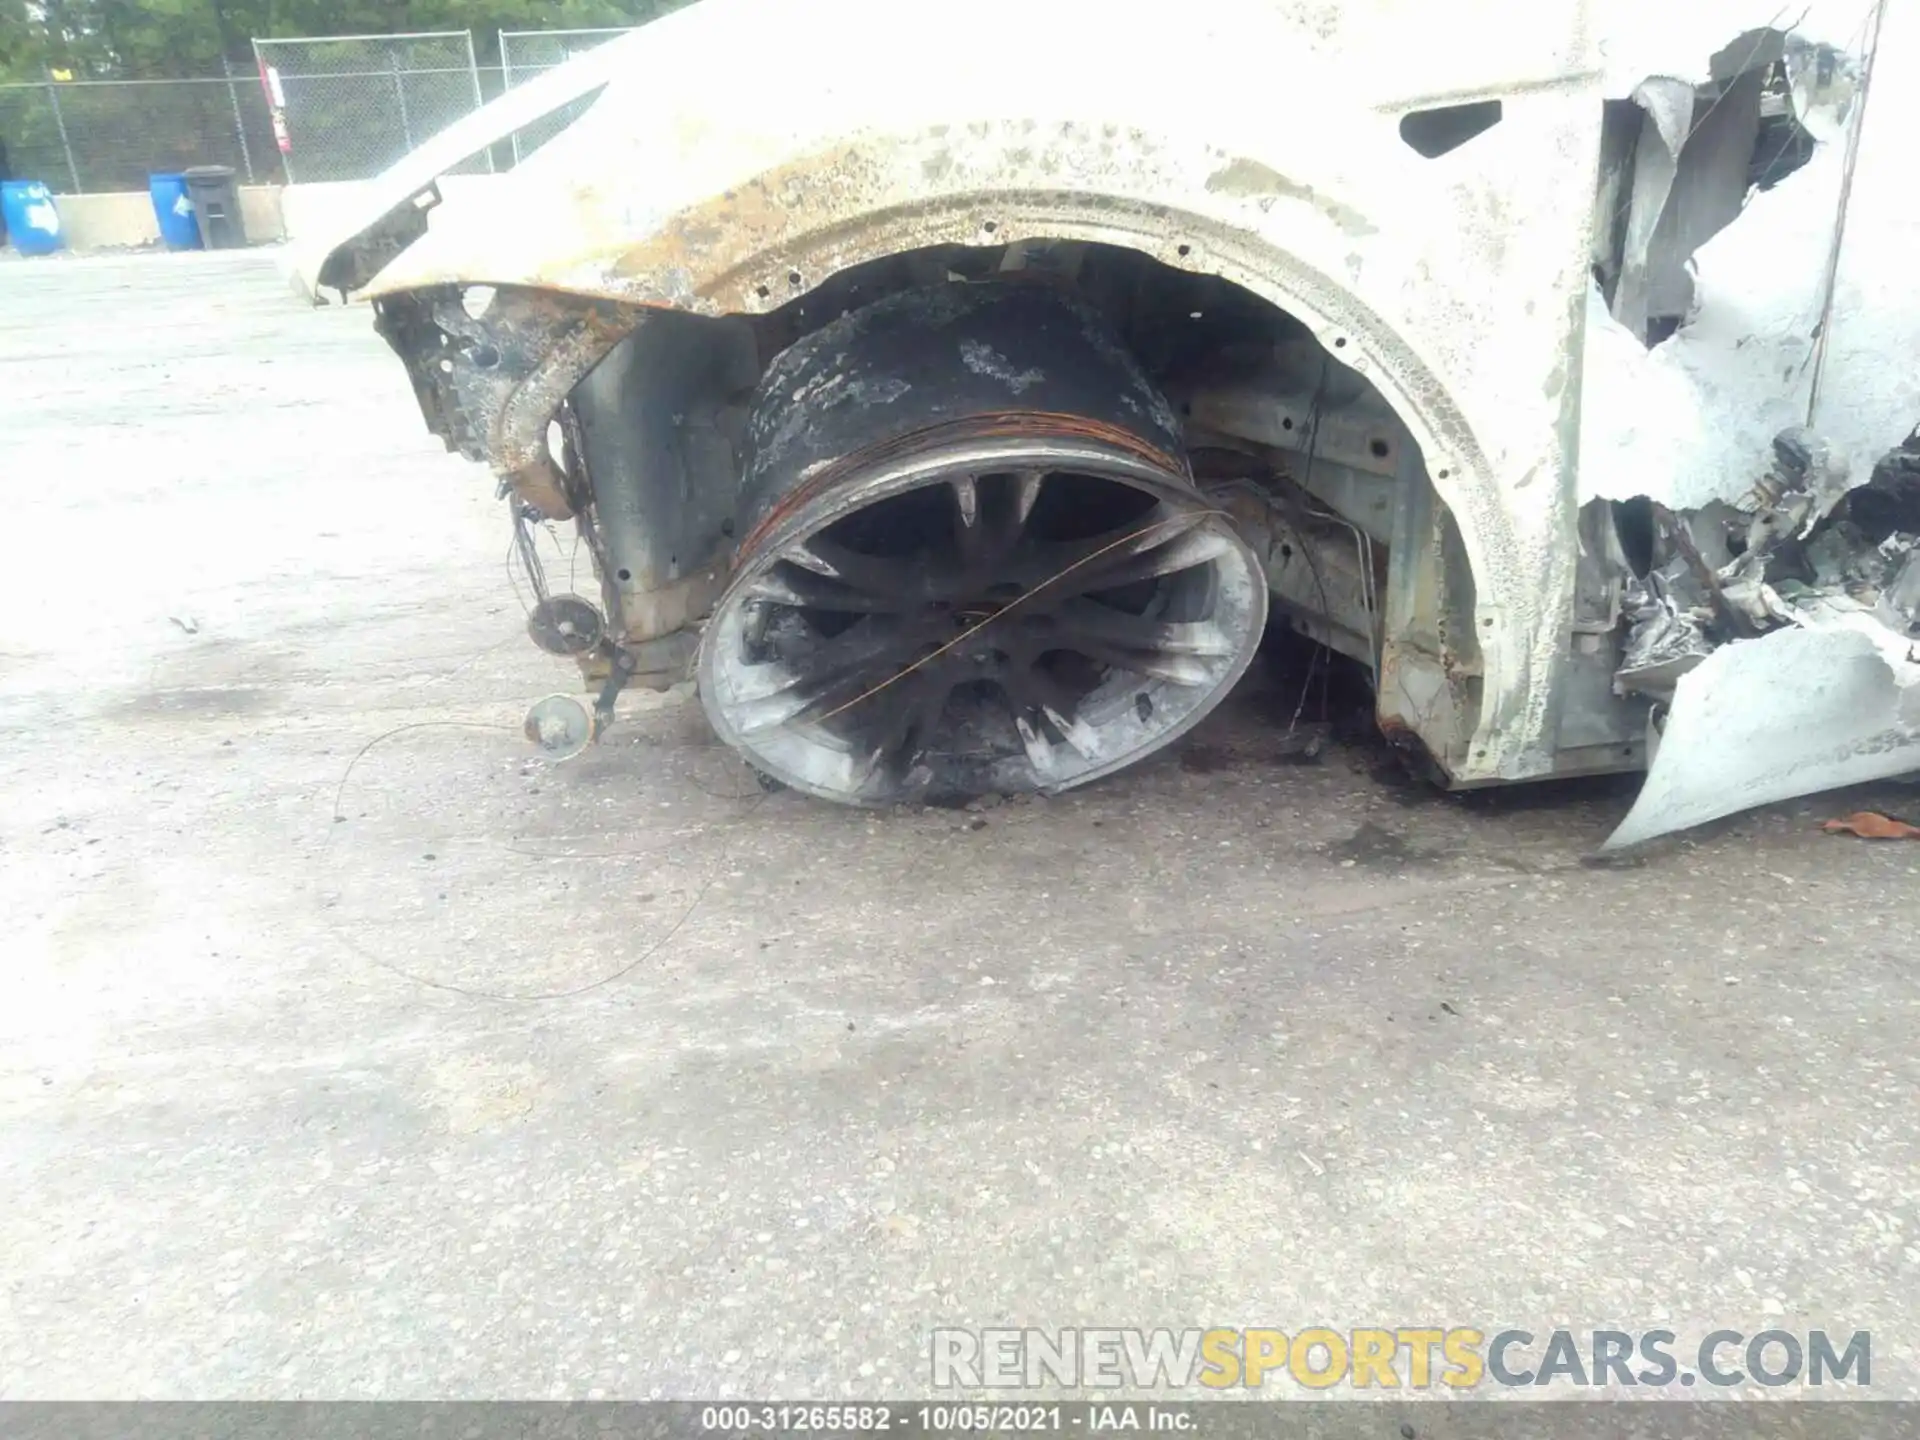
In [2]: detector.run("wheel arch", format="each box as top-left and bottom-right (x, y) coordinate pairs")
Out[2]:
(361, 109), (1596, 779)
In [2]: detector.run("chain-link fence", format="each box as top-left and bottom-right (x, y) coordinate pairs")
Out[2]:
(0, 24), (643, 198)
(0, 69), (281, 194)
(252, 31), (491, 184)
(499, 27), (635, 164)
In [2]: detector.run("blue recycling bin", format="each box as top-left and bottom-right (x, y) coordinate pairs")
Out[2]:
(1, 180), (64, 256)
(149, 173), (201, 249)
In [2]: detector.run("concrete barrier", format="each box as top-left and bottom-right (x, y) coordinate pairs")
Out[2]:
(43, 185), (287, 250)
(32, 175), (511, 299)
(240, 187), (285, 243)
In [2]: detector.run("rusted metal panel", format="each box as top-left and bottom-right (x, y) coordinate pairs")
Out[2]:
(371, 285), (646, 519)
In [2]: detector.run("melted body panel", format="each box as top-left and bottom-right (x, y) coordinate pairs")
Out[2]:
(310, 0), (1920, 842)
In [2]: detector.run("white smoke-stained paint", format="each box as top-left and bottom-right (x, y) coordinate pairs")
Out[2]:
(1588, 0), (1920, 847)
(1597, 0), (1878, 92)
(1582, 0), (1920, 508)
(1606, 615), (1920, 849)
(1805, 0), (1920, 482)
(299, 0), (1920, 843)
(1577, 145), (1848, 507)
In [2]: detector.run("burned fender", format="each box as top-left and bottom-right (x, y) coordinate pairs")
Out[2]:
(312, 0), (1620, 786)
(372, 285), (647, 519)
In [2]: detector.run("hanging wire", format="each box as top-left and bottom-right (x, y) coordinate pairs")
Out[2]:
(809, 507), (1232, 728)
(1284, 353), (1338, 734)
(1806, 0), (1892, 422)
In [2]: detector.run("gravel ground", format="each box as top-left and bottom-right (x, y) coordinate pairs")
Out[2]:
(2, 250), (1916, 1401)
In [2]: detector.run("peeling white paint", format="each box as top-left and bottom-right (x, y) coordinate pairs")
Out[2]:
(1578, 144), (1846, 508)
(1805, 0), (1920, 487)
(1583, 0), (1920, 510)
(1606, 616), (1920, 849)
(1598, 0), (1875, 93)
(1588, 0), (1920, 845)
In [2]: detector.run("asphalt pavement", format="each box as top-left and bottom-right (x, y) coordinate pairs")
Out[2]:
(2, 250), (1915, 1400)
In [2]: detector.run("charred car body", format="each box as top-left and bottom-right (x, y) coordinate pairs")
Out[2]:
(306, 0), (1920, 846)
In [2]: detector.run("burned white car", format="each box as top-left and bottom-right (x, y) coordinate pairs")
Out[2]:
(306, 0), (1920, 847)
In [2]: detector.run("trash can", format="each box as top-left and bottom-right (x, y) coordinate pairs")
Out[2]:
(149, 173), (201, 249)
(182, 165), (244, 249)
(1, 179), (63, 256)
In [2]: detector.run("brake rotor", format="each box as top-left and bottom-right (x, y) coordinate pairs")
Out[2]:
(527, 595), (605, 656)
(697, 282), (1266, 805)
(524, 694), (596, 760)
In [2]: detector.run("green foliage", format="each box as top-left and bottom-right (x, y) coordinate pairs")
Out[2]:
(1, 0), (673, 80)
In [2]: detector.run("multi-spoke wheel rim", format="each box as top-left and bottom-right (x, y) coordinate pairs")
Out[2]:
(698, 433), (1266, 805)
